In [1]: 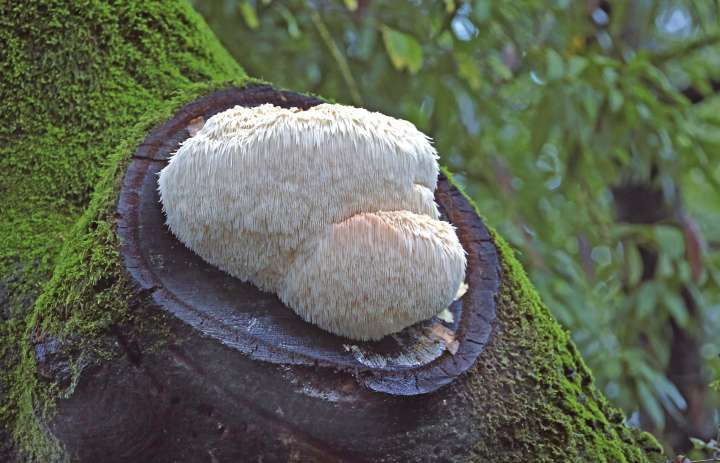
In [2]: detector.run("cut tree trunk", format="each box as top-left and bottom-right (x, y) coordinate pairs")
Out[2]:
(1, 2), (664, 462)
(45, 85), (502, 462)
(116, 85), (499, 396)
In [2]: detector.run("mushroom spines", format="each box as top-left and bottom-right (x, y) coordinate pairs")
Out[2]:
(158, 102), (466, 340)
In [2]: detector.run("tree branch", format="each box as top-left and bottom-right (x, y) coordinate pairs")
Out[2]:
(652, 32), (720, 65)
(310, 10), (364, 105)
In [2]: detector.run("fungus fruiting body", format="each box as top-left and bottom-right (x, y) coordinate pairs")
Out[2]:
(158, 103), (466, 340)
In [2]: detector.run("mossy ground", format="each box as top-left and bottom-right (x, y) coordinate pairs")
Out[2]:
(1, 1), (663, 461)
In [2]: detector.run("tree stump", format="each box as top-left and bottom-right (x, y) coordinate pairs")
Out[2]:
(46, 85), (500, 462)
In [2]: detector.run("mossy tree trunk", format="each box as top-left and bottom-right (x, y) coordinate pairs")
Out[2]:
(0, 1), (664, 462)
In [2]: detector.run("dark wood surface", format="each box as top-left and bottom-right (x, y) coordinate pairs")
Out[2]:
(43, 85), (505, 462)
(116, 85), (500, 395)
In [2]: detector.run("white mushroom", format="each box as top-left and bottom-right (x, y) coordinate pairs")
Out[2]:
(158, 103), (467, 341)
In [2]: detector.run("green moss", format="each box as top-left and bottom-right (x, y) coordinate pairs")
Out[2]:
(0, 1), (664, 461)
(0, 1), (247, 460)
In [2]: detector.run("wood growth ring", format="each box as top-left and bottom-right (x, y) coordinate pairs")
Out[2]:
(116, 85), (500, 395)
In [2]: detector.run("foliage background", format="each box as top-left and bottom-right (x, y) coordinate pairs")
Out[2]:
(192, 0), (720, 454)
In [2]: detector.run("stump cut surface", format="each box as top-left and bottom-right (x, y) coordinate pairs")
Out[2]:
(116, 85), (500, 395)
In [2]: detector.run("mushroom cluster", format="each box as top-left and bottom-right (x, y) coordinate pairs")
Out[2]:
(158, 103), (466, 340)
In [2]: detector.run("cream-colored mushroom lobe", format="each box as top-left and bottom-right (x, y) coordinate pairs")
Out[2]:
(157, 103), (467, 341)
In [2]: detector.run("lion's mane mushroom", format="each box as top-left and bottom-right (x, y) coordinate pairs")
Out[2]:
(158, 103), (467, 341)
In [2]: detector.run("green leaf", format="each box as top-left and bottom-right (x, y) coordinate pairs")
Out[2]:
(546, 49), (565, 81)
(530, 93), (554, 153)
(602, 67), (618, 85)
(591, 246), (612, 267)
(473, 0), (491, 23)
(626, 243), (643, 287)
(344, 0), (358, 11)
(637, 103), (651, 119)
(663, 292), (688, 327)
(488, 55), (512, 80)
(655, 375), (687, 411)
(381, 26), (423, 74)
(638, 381), (665, 429)
(239, 1), (259, 30)
(609, 88), (623, 112)
(567, 56), (588, 78)
(655, 226), (684, 259)
(279, 8), (301, 39)
(690, 437), (710, 450)
(635, 282), (658, 319)
(455, 52), (482, 90)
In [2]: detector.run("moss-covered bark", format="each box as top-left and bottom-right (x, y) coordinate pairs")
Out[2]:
(0, 1), (246, 459)
(0, 1), (664, 461)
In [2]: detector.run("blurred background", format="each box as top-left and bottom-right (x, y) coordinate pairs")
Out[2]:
(191, 0), (720, 455)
